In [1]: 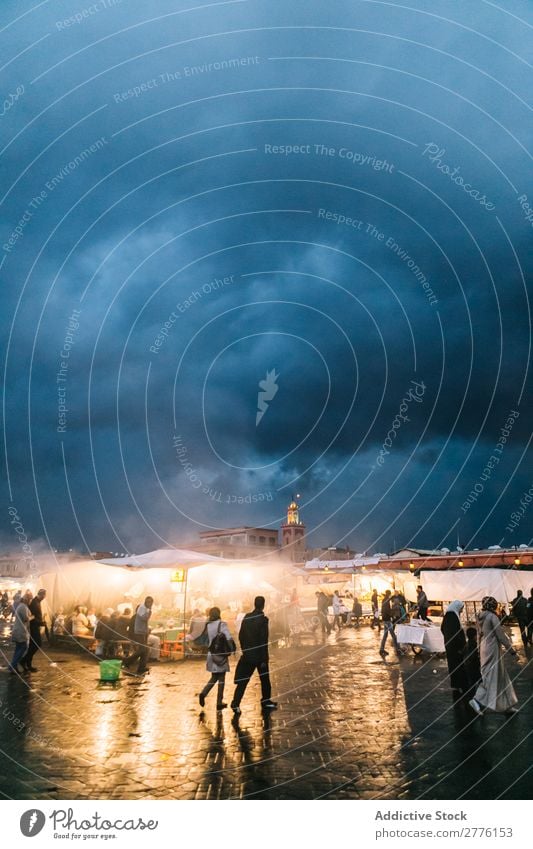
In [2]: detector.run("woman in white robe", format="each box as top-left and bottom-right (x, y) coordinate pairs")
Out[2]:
(469, 596), (518, 715)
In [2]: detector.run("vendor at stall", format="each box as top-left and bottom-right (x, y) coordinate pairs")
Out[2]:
(72, 605), (92, 637)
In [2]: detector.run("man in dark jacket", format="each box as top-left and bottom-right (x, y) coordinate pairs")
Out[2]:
(24, 589), (46, 672)
(511, 590), (533, 648)
(527, 588), (533, 646)
(231, 596), (277, 715)
(512, 589), (529, 647)
(123, 596), (153, 675)
(415, 585), (429, 621)
(379, 590), (401, 657)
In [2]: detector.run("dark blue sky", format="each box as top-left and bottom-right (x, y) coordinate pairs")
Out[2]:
(1, 0), (532, 555)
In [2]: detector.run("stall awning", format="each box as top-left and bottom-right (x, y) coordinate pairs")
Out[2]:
(419, 568), (532, 602)
(97, 548), (222, 569)
(304, 557), (381, 571)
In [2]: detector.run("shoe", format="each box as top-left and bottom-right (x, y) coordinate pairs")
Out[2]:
(231, 704), (241, 715)
(469, 698), (482, 715)
(379, 650), (389, 656)
(262, 701), (278, 710)
(199, 693), (205, 707)
(216, 702), (227, 710)
(505, 707), (518, 715)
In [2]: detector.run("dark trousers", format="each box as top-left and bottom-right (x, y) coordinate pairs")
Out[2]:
(232, 657), (271, 707)
(318, 611), (331, 634)
(25, 624), (42, 667)
(10, 641), (28, 671)
(380, 621), (400, 653)
(416, 608), (429, 621)
(201, 672), (226, 705)
(517, 619), (529, 646)
(125, 633), (148, 672)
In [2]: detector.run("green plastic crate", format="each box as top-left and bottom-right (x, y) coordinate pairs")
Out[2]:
(99, 659), (122, 681)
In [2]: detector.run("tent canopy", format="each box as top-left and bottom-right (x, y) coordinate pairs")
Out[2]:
(97, 548), (222, 569)
(304, 557), (381, 571)
(419, 568), (533, 603)
(38, 552), (288, 613)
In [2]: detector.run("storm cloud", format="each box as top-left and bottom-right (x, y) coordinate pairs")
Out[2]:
(1, 0), (532, 555)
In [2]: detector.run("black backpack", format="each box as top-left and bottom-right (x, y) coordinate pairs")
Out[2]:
(209, 621), (233, 665)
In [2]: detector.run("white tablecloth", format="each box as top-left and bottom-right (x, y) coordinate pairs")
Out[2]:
(395, 623), (445, 653)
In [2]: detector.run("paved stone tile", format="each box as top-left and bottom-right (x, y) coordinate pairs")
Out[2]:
(0, 625), (531, 799)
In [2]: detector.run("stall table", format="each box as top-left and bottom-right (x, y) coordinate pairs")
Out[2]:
(395, 622), (445, 655)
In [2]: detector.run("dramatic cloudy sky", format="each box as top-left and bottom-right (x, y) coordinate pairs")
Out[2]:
(1, 0), (531, 555)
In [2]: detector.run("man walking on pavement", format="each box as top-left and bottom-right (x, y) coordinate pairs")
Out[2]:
(24, 589), (46, 672)
(231, 596), (277, 715)
(379, 590), (401, 657)
(124, 596), (153, 675)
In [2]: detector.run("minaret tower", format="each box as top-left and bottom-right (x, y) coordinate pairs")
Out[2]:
(281, 495), (306, 561)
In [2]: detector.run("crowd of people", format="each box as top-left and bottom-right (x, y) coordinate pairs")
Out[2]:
(313, 584), (427, 657)
(3, 589), (160, 677)
(3, 583), (530, 718)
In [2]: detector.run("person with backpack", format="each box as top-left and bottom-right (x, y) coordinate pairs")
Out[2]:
(231, 596), (278, 715)
(391, 591), (407, 625)
(198, 606), (236, 710)
(123, 596), (153, 676)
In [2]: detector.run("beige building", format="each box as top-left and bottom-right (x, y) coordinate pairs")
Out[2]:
(192, 526), (281, 560)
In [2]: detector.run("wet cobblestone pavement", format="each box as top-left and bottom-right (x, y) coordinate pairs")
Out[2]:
(0, 625), (531, 800)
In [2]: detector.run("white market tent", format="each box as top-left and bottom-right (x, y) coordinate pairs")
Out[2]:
(37, 549), (286, 614)
(304, 556), (381, 571)
(98, 549), (221, 568)
(419, 568), (533, 603)
(38, 549), (223, 613)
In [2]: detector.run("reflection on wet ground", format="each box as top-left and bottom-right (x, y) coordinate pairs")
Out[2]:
(0, 625), (530, 799)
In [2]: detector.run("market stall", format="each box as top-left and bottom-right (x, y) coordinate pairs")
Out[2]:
(36, 549), (290, 658)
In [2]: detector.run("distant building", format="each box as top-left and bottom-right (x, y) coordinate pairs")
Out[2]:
(0, 550), (85, 579)
(306, 545), (356, 561)
(186, 497), (310, 562)
(192, 526), (280, 560)
(0, 555), (29, 578)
